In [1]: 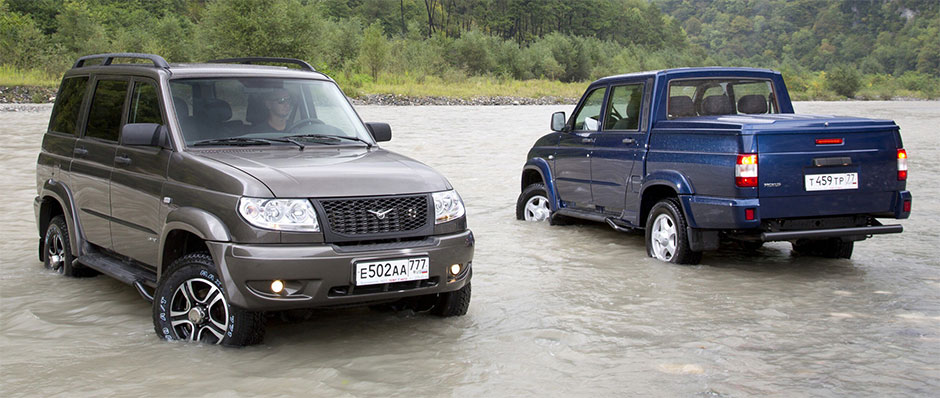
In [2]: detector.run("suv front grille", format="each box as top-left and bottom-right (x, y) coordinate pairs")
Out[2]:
(319, 195), (429, 236)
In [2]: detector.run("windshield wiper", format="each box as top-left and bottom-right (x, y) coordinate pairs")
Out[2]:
(193, 137), (305, 150)
(283, 134), (373, 148)
(192, 138), (273, 147)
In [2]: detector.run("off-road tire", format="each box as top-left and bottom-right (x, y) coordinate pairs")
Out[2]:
(792, 239), (854, 259)
(153, 252), (265, 346)
(645, 198), (702, 265)
(516, 183), (568, 225)
(42, 215), (97, 277)
(431, 282), (471, 317)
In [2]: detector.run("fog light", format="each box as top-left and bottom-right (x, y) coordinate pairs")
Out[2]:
(271, 280), (284, 294)
(449, 264), (462, 276)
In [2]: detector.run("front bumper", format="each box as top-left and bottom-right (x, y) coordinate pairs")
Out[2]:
(207, 230), (474, 311)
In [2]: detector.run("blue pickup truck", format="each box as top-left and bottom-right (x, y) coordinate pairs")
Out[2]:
(516, 67), (911, 264)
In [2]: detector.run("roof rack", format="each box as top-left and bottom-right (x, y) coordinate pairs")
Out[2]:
(208, 57), (316, 72)
(73, 53), (170, 69)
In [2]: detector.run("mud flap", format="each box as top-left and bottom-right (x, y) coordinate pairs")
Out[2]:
(687, 228), (719, 252)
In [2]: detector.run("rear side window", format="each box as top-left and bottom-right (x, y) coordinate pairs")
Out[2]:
(129, 81), (164, 125)
(49, 77), (89, 135)
(604, 84), (644, 130)
(85, 80), (128, 142)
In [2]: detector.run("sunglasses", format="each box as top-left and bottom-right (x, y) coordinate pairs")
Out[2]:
(269, 96), (293, 104)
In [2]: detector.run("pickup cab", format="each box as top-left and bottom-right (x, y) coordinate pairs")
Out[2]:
(516, 67), (911, 264)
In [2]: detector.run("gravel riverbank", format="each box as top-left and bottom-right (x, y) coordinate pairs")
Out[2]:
(1, 86), (575, 107)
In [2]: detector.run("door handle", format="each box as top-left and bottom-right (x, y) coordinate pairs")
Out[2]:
(581, 138), (595, 144)
(114, 154), (131, 166)
(622, 138), (636, 144)
(73, 147), (88, 157)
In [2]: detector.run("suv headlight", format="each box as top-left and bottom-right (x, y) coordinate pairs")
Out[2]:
(238, 198), (320, 232)
(432, 190), (465, 224)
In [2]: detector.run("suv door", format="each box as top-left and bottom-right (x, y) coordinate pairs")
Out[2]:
(555, 86), (606, 209)
(70, 77), (129, 249)
(591, 81), (649, 222)
(110, 79), (170, 266)
(40, 76), (89, 189)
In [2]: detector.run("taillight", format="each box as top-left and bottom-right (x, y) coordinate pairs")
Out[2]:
(736, 154), (758, 187)
(897, 149), (907, 181)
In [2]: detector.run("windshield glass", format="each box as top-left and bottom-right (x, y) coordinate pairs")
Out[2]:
(666, 78), (779, 119)
(169, 78), (372, 146)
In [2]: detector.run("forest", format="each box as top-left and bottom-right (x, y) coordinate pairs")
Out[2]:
(1, 0), (938, 101)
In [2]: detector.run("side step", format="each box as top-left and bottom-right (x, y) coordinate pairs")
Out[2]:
(605, 217), (635, 232)
(76, 252), (157, 288)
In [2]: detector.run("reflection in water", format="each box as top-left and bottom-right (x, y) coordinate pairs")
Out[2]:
(1, 102), (938, 397)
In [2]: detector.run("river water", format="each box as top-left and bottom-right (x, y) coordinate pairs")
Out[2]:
(1, 102), (937, 397)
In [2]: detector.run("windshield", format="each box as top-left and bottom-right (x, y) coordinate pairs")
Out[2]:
(667, 78), (779, 119)
(169, 78), (372, 146)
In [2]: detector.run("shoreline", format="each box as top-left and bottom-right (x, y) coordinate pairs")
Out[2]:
(2, 85), (934, 109)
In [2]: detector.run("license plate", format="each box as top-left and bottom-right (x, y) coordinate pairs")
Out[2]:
(804, 172), (858, 191)
(355, 257), (429, 286)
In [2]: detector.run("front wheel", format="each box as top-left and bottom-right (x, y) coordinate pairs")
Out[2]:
(516, 183), (552, 222)
(644, 199), (702, 265)
(431, 282), (471, 317)
(153, 252), (265, 346)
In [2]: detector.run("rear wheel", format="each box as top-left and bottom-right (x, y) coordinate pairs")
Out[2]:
(42, 215), (96, 277)
(153, 252), (265, 346)
(645, 199), (702, 265)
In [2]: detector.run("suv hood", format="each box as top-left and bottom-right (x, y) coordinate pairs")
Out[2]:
(196, 147), (451, 197)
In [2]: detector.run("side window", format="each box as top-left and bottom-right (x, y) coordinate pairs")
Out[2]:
(85, 80), (128, 142)
(129, 81), (164, 125)
(572, 87), (606, 131)
(49, 77), (89, 135)
(603, 84), (643, 130)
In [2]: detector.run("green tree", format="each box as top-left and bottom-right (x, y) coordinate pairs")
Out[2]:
(826, 64), (862, 97)
(198, 0), (321, 60)
(358, 22), (389, 81)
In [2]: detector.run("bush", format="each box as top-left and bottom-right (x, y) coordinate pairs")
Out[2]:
(825, 65), (861, 98)
(358, 22), (388, 81)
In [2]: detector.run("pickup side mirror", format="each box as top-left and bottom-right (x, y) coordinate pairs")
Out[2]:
(120, 123), (168, 147)
(551, 112), (566, 132)
(366, 122), (392, 142)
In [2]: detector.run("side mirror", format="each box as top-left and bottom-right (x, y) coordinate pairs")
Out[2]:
(120, 123), (168, 147)
(366, 122), (392, 142)
(551, 112), (566, 132)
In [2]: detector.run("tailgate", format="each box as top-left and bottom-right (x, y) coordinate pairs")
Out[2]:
(754, 118), (901, 218)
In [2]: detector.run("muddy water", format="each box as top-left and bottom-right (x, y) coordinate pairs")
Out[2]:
(1, 102), (938, 397)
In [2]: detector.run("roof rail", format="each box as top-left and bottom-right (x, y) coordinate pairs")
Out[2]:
(208, 57), (316, 72)
(73, 53), (170, 69)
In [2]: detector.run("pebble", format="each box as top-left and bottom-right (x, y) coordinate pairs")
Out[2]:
(2, 86), (577, 108)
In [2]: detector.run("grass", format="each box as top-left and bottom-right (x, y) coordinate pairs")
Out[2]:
(0, 65), (60, 87)
(346, 74), (586, 100)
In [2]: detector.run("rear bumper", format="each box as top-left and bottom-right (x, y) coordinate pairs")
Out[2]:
(208, 230), (475, 311)
(679, 191), (912, 232)
(761, 222), (903, 242)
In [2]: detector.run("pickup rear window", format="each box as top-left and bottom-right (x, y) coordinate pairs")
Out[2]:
(667, 78), (778, 119)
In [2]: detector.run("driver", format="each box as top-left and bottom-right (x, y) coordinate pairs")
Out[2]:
(261, 88), (293, 132)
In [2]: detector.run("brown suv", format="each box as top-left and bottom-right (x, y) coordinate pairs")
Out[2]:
(35, 53), (473, 346)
